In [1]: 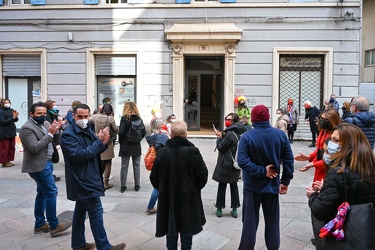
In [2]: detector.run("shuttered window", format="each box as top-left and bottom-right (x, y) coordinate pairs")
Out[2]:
(95, 55), (136, 76)
(2, 55), (41, 76)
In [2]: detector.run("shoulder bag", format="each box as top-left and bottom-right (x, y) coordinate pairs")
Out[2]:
(313, 168), (375, 250)
(144, 134), (158, 171)
(229, 131), (241, 170)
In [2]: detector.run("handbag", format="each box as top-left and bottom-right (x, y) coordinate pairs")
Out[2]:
(52, 142), (59, 163)
(228, 131), (241, 170)
(313, 168), (375, 250)
(144, 134), (158, 171)
(105, 115), (117, 141)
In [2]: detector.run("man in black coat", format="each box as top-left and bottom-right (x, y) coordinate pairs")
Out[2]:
(150, 121), (208, 250)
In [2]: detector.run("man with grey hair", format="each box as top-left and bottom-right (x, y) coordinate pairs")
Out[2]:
(328, 94), (340, 111)
(344, 96), (375, 149)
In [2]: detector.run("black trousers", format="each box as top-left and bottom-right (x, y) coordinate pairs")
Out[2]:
(215, 182), (240, 208)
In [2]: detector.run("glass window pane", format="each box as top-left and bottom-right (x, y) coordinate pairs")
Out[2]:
(12, 0), (21, 4)
(24, 0), (31, 3)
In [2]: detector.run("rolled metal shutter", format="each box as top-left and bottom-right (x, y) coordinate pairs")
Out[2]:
(95, 55), (136, 76)
(2, 55), (41, 76)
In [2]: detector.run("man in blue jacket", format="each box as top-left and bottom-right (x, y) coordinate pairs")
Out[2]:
(237, 105), (294, 250)
(60, 104), (126, 250)
(344, 95), (375, 150)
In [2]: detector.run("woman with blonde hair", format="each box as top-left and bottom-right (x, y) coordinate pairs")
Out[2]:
(308, 123), (375, 248)
(118, 102), (146, 193)
(283, 97), (299, 144)
(341, 101), (351, 120)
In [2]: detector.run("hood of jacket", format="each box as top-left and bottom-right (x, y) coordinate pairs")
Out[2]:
(355, 111), (375, 126)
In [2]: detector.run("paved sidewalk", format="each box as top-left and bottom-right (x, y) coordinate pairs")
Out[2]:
(0, 138), (316, 250)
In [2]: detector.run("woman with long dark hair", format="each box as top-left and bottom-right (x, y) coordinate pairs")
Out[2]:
(89, 103), (118, 190)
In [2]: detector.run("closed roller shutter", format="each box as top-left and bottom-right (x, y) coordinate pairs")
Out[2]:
(95, 55), (136, 76)
(2, 55), (41, 76)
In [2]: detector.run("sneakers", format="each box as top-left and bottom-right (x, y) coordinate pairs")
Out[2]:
(216, 208), (222, 218)
(135, 185), (140, 191)
(110, 243), (126, 250)
(73, 242), (96, 250)
(120, 186), (127, 193)
(231, 208), (238, 218)
(146, 208), (157, 215)
(50, 221), (72, 237)
(34, 223), (50, 234)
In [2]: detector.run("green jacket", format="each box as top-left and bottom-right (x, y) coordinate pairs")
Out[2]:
(236, 106), (251, 121)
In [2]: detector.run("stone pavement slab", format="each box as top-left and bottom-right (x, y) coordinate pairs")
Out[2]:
(0, 138), (317, 249)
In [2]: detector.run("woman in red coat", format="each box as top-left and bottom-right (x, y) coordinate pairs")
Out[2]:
(295, 109), (341, 186)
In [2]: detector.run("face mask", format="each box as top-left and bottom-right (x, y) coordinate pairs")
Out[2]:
(76, 119), (88, 129)
(161, 124), (168, 131)
(288, 101), (293, 105)
(239, 101), (245, 107)
(329, 98), (335, 103)
(342, 107), (346, 111)
(328, 141), (341, 154)
(320, 119), (331, 130)
(276, 114), (281, 119)
(225, 120), (232, 128)
(323, 153), (332, 165)
(170, 119), (176, 123)
(33, 115), (46, 125)
(4, 103), (11, 108)
(305, 104), (310, 109)
(52, 106), (57, 111)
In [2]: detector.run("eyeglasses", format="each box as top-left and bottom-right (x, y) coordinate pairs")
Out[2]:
(225, 118), (233, 121)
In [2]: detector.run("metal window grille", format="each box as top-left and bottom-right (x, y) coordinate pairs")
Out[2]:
(279, 55), (324, 117)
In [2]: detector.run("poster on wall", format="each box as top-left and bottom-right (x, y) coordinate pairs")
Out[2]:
(98, 77), (135, 124)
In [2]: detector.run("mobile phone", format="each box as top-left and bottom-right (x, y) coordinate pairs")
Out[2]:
(212, 124), (217, 132)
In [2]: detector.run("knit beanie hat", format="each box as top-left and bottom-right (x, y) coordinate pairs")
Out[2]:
(251, 105), (270, 123)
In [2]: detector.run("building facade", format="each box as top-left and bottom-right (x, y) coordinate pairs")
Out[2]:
(0, 0), (361, 133)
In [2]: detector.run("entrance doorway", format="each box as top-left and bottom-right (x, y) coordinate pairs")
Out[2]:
(184, 57), (224, 132)
(5, 77), (41, 131)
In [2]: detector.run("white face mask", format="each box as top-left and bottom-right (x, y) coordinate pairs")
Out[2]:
(76, 119), (88, 129)
(327, 141), (340, 154)
(170, 119), (176, 123)
(276, 114), (281, 119)
(323, 153), (332, 165)
(4, 103), (11, 108)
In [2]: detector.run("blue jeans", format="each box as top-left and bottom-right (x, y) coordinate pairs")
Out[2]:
(71, 197), (112, 250)
(29, 160), (59, 230)
(147, 188), (159, 209)
(166, 234), (193, 250)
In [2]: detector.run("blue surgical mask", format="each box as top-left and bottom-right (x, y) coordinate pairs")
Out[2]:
(328, 141), (340, 154)
(52, 106), (57, 111)
(323, 153), (332, 165)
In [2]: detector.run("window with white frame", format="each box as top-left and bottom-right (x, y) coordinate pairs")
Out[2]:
(365, 49), (375, 66)
(11, 0), (30, 4)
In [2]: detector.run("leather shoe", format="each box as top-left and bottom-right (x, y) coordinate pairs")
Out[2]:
(120, 186), (127, 193)
(34, 223), (49, 234)
(110, 243), (126, 250)
(135, 185), (140, 191)
(73, 242), (96, 250)
(50, 221), (72, 237)
(308, 143), (315, 147)
(2, 162), (12, 167)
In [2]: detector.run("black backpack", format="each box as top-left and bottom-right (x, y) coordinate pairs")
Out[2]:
(127, 118), (145, 142)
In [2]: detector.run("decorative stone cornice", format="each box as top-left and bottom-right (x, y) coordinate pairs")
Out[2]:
(165, 23), (242, 43)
